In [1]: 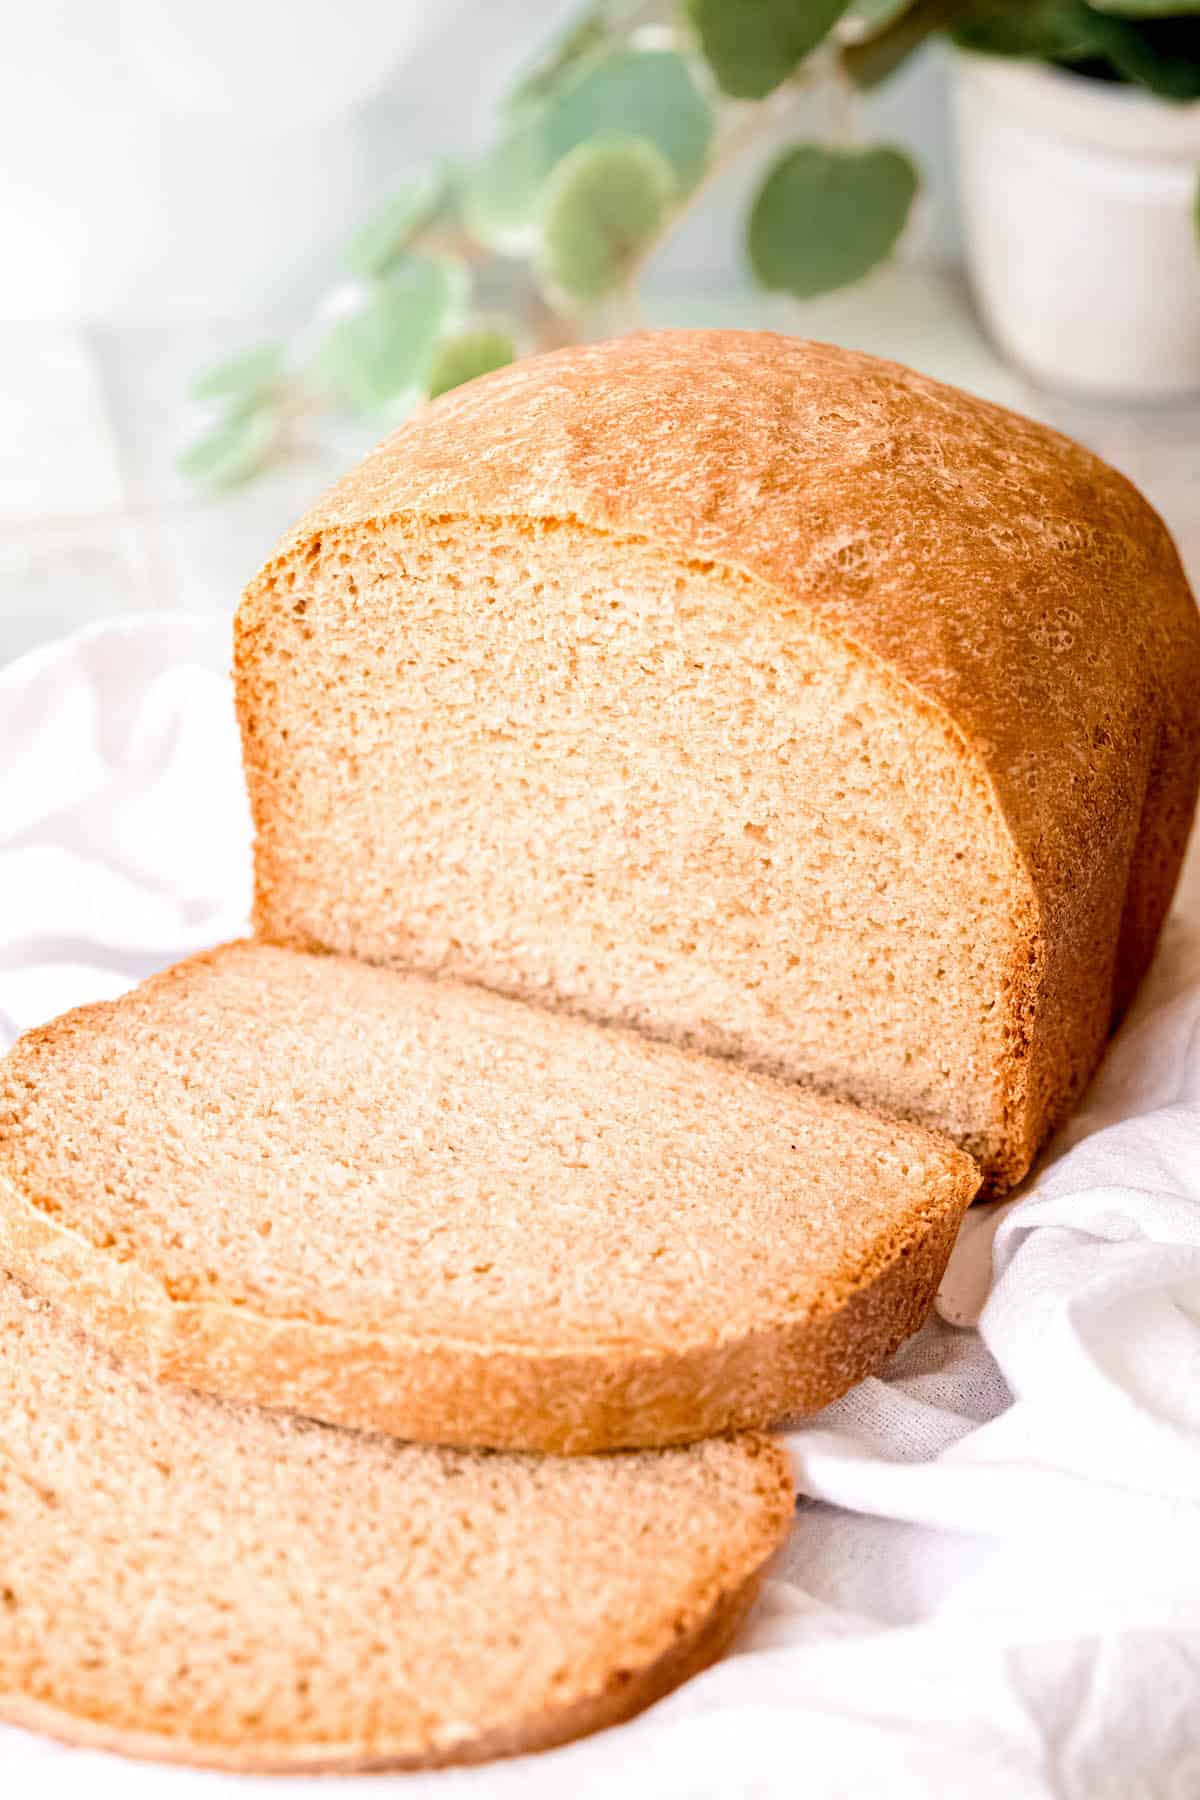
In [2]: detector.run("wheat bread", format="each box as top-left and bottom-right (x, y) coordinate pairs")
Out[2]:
(0, 940), (977, 1453)
(236, 330), (1200, 1192)
(0, 1271), (792, 1772)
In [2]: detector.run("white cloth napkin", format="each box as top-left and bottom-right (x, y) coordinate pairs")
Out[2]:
(3, 617), (1200, 1800)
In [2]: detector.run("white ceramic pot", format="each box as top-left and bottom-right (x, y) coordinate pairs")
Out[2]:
(951, 52), (1200, 400)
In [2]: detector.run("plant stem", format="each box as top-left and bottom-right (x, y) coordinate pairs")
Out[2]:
(526, 287), (584, 355)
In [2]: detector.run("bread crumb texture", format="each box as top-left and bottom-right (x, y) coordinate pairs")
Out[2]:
(237, 331), (1200, 1192)
(0, 1273), (792, 1771)
(0, 942), (977, 1451)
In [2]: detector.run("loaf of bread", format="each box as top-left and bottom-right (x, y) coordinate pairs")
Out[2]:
(0, 940), (977, 1453)
(0, 1272), (791, 1771)
(237, 331), (1200, 1191)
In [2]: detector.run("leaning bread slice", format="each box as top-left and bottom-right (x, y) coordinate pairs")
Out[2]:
(0, 941), (978, 1454)
(0, 1274), (792, 1773)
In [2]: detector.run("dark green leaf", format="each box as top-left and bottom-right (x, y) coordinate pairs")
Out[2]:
(538, 135), (677, 304)
(1088, 15), (1200, 96)
(427, 328), (516, 398)
(951, 0), (1105, 62)
(190, 343), (285, 405)
(962, 6), (1200, 96)
(1089, 0), (1200, 16)
(686, 0), (853, 98)
(178, 407), (280, 489)
(748, 142), (918, 296)
(315, 258), (465, 412)
(344, 167), (447, 279)
(545, 48), (715, 188)
(846, 0), (975, 84)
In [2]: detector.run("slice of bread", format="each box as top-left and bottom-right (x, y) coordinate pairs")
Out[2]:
(0, 940), (978, 1454)
(0, 1272), (792, 1772)
(236, 331), (1200, 1192)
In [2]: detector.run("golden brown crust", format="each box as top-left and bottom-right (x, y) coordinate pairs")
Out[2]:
(0, 1563), (769, 1772)
(0, 1549), (772, 1774)
(0, 1144), (975, 1454)
(238, 332), (1200, 1188)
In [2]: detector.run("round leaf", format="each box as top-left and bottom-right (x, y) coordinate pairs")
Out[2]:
(315, 258), (466, 412)
(951, 0), (1106, 62)
(958, 6), (1200, 98)
(686, 0), (853, 99)
(464, 46), (713, 254)
(1089, 0), (1200, 15)
(506, 3), (611, 114)
(462, 120), (551, 253)
(1088, 16), (1200, 97)
(344, 167), (447, 280)
(427, 328), (517, 399)
(545, 48), (714, 189)
(190, 342), (285, 405)
(178, 407), (280, 490)
(539, 135), (676, 305)
(748, 143), (918, 298)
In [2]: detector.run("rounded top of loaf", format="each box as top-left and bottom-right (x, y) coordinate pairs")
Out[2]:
(259, 334), (1199, 855)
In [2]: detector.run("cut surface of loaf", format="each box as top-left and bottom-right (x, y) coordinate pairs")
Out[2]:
(237, 331), (1200, 1191)
(0, 1273), (792, 1772)
(0, 941), (977, 1453)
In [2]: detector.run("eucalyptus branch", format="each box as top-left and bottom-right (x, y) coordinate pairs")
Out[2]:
(181, 0), (1200, 491)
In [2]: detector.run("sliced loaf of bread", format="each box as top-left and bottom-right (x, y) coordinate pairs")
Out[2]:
(0, 940), (978, 1453)
(0, 1272), (792, 1772)
(236, 331), (1200, 1191)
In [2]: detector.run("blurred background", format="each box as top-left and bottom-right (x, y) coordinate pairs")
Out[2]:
(3, 0), (1198, 666)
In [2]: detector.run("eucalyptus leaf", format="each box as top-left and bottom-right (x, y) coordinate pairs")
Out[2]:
(845, 0), (974, 85)
(545, 48), (714, 189)
(539, 135), (676, 304)
(1089, 15), (1200, 96)
(344, 166), (447, 279)
(957, 5), (1200, 95)
(951, 0), (1104, 59)
(190, 343), (285, 405)
(686, 0), (853, 99)
(748, 142), (918, 297)
(177, 406), (280, 490)
(506, 3), (611, 113)
(464, 45), (713, 253)
(315, 258), (465, 412)
(427, 328), (516, 398)
(1089, 0), (1200, 16)
(462, 119), (551, 253)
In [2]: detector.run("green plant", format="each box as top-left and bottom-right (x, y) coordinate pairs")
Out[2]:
(183, 0), (1200, 488)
